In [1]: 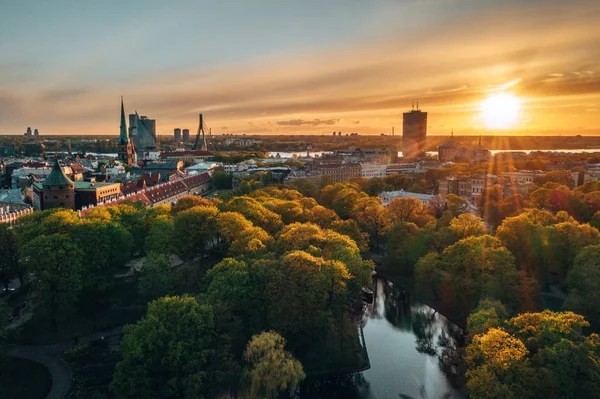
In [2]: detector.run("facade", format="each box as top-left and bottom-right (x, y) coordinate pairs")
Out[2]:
(74, 181), (121, 208)
(379, 190), (436, 206)
(438, 139), (459, 162)
(361, 164), (387, 179)
(79, 172), (212, 216)
(32, 159), (75, 210)
(159, 150), (214, 164)
(182, 129), (190, 143)
(117, 98), (134, 167)
(308, 162), (361, 184)
(174, 128), (182, 142)
(584, 164), (600, 182)
(385, 162), (425, 176)
(402, 107), (427, 158)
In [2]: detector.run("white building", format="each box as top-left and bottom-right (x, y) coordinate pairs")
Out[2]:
(361, 164), (387, 179)
(584, 164), (600, 182)
(385, 162), (424, 176)
(379, 189), (437, 206)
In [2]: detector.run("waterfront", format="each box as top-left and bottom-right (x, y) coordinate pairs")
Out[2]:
(299, 275), (464, 399)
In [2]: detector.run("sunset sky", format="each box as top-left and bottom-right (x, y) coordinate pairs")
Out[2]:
(1, 0), (599, 136)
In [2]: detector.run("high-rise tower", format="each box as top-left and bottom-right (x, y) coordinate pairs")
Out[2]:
(118, 97), (133, 167)
(402, 102), (427, 158)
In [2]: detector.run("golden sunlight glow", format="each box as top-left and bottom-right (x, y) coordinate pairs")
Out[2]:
(480, 93), (521, 129)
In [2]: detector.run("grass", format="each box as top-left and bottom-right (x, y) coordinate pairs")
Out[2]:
(0, 357), (52, 399)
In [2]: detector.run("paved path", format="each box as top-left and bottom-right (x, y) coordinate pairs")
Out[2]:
(7, 326), (122, 399)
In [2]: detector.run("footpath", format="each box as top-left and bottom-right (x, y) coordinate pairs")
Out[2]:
(7, 326), (122, 399)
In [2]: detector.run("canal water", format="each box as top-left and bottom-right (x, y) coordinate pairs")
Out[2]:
(300, 275), (464, 399)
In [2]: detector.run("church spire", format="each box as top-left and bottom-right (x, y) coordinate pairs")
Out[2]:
(119, 96), (128, 145)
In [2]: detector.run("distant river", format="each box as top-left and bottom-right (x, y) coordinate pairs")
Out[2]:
(299, 275), (464, 399)
(270, 149), (600, 159)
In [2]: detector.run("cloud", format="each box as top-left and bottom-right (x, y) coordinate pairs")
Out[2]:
(277, 119), (340, 127)
(3, 1), (600, 134)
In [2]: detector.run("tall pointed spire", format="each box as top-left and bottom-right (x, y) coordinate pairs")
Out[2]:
(478, 134), (482, 147)
(119, 96), (128, 145)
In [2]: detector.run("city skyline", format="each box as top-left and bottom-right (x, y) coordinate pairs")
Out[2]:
(1, 0), (600, 135)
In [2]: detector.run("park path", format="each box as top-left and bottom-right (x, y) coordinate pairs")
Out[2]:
(7, 326), (122, 399)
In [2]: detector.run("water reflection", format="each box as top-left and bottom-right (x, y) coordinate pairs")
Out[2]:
(300, 276), (464, 399)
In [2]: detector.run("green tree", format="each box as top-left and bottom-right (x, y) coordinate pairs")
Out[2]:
(174, 206), (219, 258)
(565, 244), (600, 328)
(212, 170), (233, 189)
(138, 254), (176, 299)
(0, 224), (21, 288)
(386, 222), (430, 275)
(145, 215), (176, 255)
(111, 296), (236, 399)
(22, 234), (84, 330)
(244, 331), (305, 399)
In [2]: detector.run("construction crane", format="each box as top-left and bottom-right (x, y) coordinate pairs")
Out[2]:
(192, 113), (209, 151)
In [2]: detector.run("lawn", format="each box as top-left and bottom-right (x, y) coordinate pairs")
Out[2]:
(0, 357), (52, 399)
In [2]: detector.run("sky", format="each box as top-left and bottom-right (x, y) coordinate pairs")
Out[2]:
(1, 0), (599, 136)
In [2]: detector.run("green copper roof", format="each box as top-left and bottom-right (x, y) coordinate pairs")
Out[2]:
(119, 97), (128, 145)
(44, 158), (74, 187)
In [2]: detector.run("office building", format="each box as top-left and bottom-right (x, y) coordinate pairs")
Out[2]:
(129, 112), (157, 157)
(402, 104), (427, 158)
(182, 129), (190, 143)
(174, 128), (182, 142)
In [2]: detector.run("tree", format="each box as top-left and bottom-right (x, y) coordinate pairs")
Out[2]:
(174, 206), (219, 258)
(386, 222), (430, 275)
(171, 196), (214, 215)
(465, 309), (600, 399)
(446, 194), (468, 216)
(0, 301), (11, 366)
(465, 327), (533, 399)
(216, 212), (273, 257)
(449, 213), (487, 239)
(418, 235), (521, 317)
(0, 224), (21, 288)
(564, 245), (600, 328)
(225, 196), (283, 234)
(351, 197), (392, 252)
(244, 331), (305, 399)
(466, 299), (508, 338)
(329, 219), (369, 251)
(534, 170), (576, 188)
(387, 197), (425, 224)
(138, 254), (176, 299)
(22, 234), (83, 330)
(145, 215), (176, 255)
(212, 170), (233, 189)
(111, 296), (236, 399)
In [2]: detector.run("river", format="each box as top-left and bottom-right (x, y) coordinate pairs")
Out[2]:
(269, 148), (600, 160)
(299, 275), (464, 399)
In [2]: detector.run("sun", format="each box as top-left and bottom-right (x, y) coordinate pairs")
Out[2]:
(480, 93), (521, 129)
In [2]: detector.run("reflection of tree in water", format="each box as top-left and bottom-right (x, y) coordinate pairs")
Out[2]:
(298, 373), (372, 399)
(412, 308), (438, 356)
(383, 281), (412, 331)
(437, 322), (466, 389)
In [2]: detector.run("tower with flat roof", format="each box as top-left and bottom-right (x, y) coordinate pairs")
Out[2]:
(402, 103), (427, 158)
